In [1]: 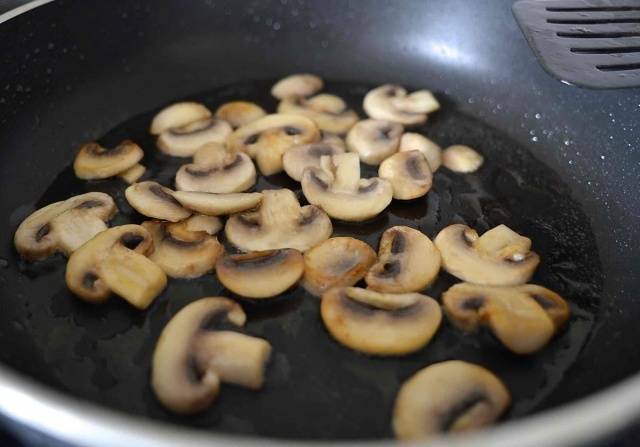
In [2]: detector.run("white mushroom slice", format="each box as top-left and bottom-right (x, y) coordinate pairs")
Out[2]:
(442, 145), (484, 173)
(150, 101), (212, 135)
(271, 73), (323, 99)
(157, 118), (232, 157)
(227, 114), (320, 175)
(282, 141), (345, 182)
(434, 224), (540, 286)
(363, 84), (440, 125)
(225, 188), (332, 252)
(320, 131), (347, 150)
(366, 226), (441, 293)
(65, 224), (167, 309)
(14, 192), (117, 261)
(142, 220), (224, 278)
(125, 181), (191, 222)
(216, 249), (304, 299)
(301, 153), (393, 221)
(184, 214), (222, 235)
(379, 151), (433, 200)
(192, 142), (229, 166)
(118, 163), (146, 184)
(346, 119), (403, 165)
(302, 237), (376, 296)
(443, 282), (570, 354)
(399, 132), (442, 171)
(277, 93), (359, 134)
(152, 297), (271, 414)
(320, 287), (442, 356)
(173, 191), (262, 216)
(215, 101), (267, 128)
(175, 152), (256, 194)
(393, 361), (510, 440)
(73, 140), (143, 180)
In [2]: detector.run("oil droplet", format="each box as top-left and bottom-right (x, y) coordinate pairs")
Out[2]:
(535, 113), (541, 119)
(531, 136), (538, 142)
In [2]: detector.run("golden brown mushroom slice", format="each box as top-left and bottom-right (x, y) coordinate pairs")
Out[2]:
(125, 181), (191, 222)
(399, 132), (442, 172)
(184, 214), (222, 235)
(302, 237), (376, 297)
(73, 140), (143, 180)
(366, 226), (441, 293)
(142, 220), (224, 279)
(118, 163), (147, 184)
(282, 141), (345, 182)
(157, 117), (232, 157)
(65, 224), (167, 309)
(442, 282), (570, 354)
(278, 93), (359, 134)
(152, 297), (272, 414)
(225, 188), (332, 252)
(393, 361), (510, 440)
(14, 192), (117, 261)
(379, 150), (433, 200)
(434, 224), (540, 286)
(320, 287), (442, 356)
(172, 191), (262, 216)
(216, 249), (304, 299)
(215, 101), (267, 128)
(363, 84), (440, 126)
(443, 144), (484, 173)
(150, 101), (212, 135)
(271, 73), (323, 99)
(175, 150), (257, 194)
(346, 119), (403, 165)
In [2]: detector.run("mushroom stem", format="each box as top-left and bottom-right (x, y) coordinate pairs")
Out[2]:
(327, 153), (360, 192)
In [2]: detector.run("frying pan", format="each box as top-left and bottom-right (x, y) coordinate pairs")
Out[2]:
(0, 0), (639, 446)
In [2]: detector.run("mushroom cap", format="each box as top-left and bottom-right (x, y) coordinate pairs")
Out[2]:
(175, 151), (256, 194)
(73, 140), (144, 180)
(434, 224), (540, 286)
(157, 118), (232, 157)
(184, 214), (222, 235)
(125, 181), (191, 222)
(150, 101), (212, 135)
(282, 141), (345, 182)
(142, 220), (224, 278)
(277, 93), (359, 134)
(215, 101), (267, 128)
(227, 114), (320, 175)
(225, 188), (332, 252)
(118, 163), (147, 184)
(216, 249), (304, 299)
(442, 144), (484, 173)
(399, 132), (442, 171)
(442, 282), (569, 354)
(320, 287), (442, 356)
(271, 73), (323, 99)
(378, 150), (433, 200)
(173, 191), (262, 216)
(363, 84), (440, 125)
(393, 361), (510, 440)
(302, 237), (377, 296)
(346, 119), (403, 165)
(301, 152), (393, 222)
(14, 192), (117, 261)
(366, 226), (441, 293)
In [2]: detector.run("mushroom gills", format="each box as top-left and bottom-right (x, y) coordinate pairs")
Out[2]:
(378, 150), (433, 200)
(399, 132), (442, 171)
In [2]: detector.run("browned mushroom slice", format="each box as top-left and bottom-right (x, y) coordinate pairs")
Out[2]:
(14, 192), (117, 261)
(282, 141), (345, 182)
(215, 101), (266, 128)
(125, 181), (191, 222)
(320, 287), (442, 356)
(172, 191), (262, 216)
(150, 101), (212, 135)
(184, 214), (222, 235)
(442, 144), (484, 173)
(399, 132), (442, 171)
(73, 140), (143, 180)
(393, 361), (510, 440)
(346, 119), (403, 165)
(434, 224), (540, 286)
(271, 73), (323, 99)
(378, 150), (433, 200)
(118, 163), (146, 184)
(152, 297), (271, 414)
(302, 237), (376, 296)
(277, 93), (359, 134)
(192, 142), (228, 165)
(364, 84), (440, 125)
(175, 151), (256, 194)
(157, 117), (232, 158)
(65, 224), (167, 309)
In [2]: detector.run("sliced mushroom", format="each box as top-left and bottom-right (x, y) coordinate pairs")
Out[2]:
(15, 192), (117, 261)
(393, 361), (510, 440)
(215, 101), (267, 128)
(366, 226), (441, 293)
(184, 214), (222, 235)
(442, 145), (484, 173)
(443, 282), (570, 354)
(150, 101), (212, 135)
(302, 237), (376, 297)
(434, 224), (540, 286)
(320, 287), (442, 356)
(192, 142), (228, 165)
(118, 163), (146, 184)
(301, 152), (393, 221)
(320, 131), (347, 150)
(282, 141), (345, 181)
(152, 297), (271, 414)
(225, 188), (332, 252)
(142, 220), (224, 278)
(379, 150), (433, 200)
(399, 132), (442, 171)
(73, 140), (143, 180)
(227, 114), (320, 175)
(173, 191), (262, 216)
(271, 73), (323, 99)
(363, 84), (440, 125)
(346, 119), (403, 165)
(157, 117), (232, 157)
(65, 224), (167, 309)
(125, 181), (191, 222)
(216, 249), (304, 299)
(175, 151), (256, 193)
(277, 93), (358, 134)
